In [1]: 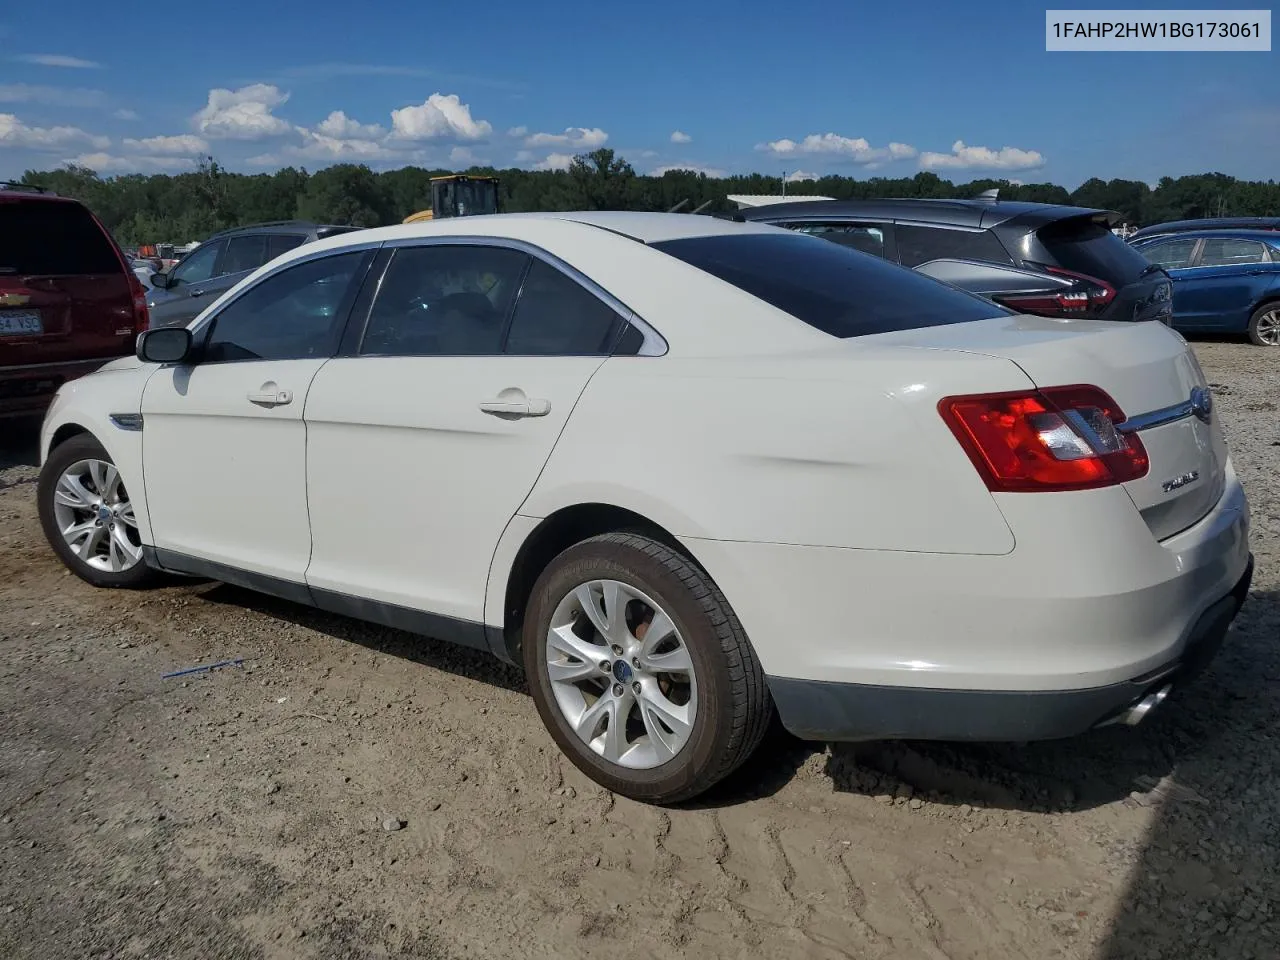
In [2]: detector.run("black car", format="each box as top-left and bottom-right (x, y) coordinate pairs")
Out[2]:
(1128, 216), (1280, 243)
(147, 220), (363, 327)
(737, 198), (1173, 324)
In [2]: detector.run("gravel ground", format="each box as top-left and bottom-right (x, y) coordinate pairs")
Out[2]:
(0, 340), (1276, 960)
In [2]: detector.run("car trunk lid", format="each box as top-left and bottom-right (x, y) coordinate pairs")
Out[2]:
(870, 315), (1226, 541)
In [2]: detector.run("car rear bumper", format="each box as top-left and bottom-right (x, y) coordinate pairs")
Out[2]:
(682, 464), (1252, 742)
(0, 357), (114, 418)
(767, 554), (1253, 742)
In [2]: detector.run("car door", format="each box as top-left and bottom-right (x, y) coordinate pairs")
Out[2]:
(140, 247), (376, 591)
(148, 239), (226, 328)
(1177, 237), (1274, 330)
(303, 240), (638, 636)
(1134, 236), (1199, 327)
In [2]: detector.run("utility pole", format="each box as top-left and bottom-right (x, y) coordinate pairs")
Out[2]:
(782, 171), (787, 196)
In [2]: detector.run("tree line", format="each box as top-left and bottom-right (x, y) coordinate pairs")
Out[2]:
(17, 149), (1280, 247)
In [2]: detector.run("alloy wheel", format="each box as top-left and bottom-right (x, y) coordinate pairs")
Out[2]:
(544, 579), (698, 769)
(51, 459), (143, 573)
(1256, 308), (1280, 345)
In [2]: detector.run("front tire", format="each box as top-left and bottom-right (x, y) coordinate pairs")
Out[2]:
(523, 532), (771, 804)
(1248, 302), (1280, 347)
(37, 434), (156, 589)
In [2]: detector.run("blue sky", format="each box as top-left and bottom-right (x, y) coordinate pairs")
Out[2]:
(1, 0), (1275, 187)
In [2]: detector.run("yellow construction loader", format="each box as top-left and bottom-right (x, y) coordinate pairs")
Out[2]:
(403, 174), (501, 223)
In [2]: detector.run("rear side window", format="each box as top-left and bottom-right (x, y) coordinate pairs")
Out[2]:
(0, 200), (121, 276)
(222, 234), (268, 274)
(505, 259), (627, 355)
(1198, 238), (1267, 267)
(652, 233), (1008, 339)
(267, 234), (306, 260)
(1032, 217), (1152, 285)
(896, 225), (1013, 267)
(1138, 237), (1197, 269)
(786, 223), (887, 258)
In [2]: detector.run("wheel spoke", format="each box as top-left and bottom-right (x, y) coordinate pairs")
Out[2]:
(117, 503), (138, 529)
(548, 623), (606, 672)
(574, 693), (613, 742)
(574, 581), (627, 642)
(108, 525), (142, 571)
(546, 655), (601, 684)
(101, 464), (122, 503)
(75, 523), (106, 560)
(55, 474), (95, 509)
(600, 693), (633, 763)
(639, 607), (676, 653)
(88, 461), (111, 497)
(637, 688), (692, 747)
(645, 642), (693, 675)
(640, 701), (678, 764)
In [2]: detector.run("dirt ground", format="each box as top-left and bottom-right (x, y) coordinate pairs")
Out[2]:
(1, 340), (1277, 960)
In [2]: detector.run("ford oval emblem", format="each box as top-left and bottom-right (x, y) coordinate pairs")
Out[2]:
(1190, 386), (1213, 424)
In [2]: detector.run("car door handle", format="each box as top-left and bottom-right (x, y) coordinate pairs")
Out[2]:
(479, 398), (551, 418)
(190, 288), (205, 298)
(247, 386), (293, 407)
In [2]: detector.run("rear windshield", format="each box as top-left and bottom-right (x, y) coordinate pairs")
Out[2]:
(651, 232), (1008, 338)
(0, 199), (122, 276)
(1033, 217), (1152, 285)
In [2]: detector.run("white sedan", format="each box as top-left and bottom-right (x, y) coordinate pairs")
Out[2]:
(36, 212), (1253, 803)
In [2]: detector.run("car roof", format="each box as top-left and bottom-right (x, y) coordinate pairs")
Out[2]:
(736, 197), (1115, 231)
(205, 220), (355, 240)
(1133, 228), (1280, 244)
(1130, 216), (1280, 239)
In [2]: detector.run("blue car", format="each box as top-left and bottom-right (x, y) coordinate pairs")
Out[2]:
(1132, 229), (1280, 346)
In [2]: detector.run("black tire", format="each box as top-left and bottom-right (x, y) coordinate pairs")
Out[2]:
(1247, 301), (1280, 347)
(37, 434), (158, 589)
(523, 532), (772, 804)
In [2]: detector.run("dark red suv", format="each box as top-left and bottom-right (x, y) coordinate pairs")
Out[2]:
(1, 183), (149, 419)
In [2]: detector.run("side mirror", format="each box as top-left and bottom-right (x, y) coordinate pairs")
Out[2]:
(150, 272), (172, 290)
(136, 326), (193, 364)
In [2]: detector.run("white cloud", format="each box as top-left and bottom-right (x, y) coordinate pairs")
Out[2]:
(67, 152), (196, 173)
(506, 125), (528, 137)
(652, 163), (726, 177)
(389, 93), (492, 141)
(785, 169), (819, 182)
(670, 130), (692, 144)
(0, 83), (107, 107)
(315, 110), (385, 139)
(287, 130), (396, 161)
(113, 108), (140, 121)
(0, 113), (108, 150)
(534, 153), (574, 171)
(193, 83), (293, 140)
(514, 149), (534, 162)
(524, 126), (608, 149)
(121, 134), (208, 156)
(918, 140), (1045, 171)
(449, 145), (477, 164)
(16, 53), (100, 69)
(759, 133), (917, 165)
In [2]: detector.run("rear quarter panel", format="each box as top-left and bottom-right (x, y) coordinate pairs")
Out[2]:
(520, 345), (1032, 554)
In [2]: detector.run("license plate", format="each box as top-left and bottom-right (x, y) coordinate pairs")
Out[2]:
(0, 311), (43, 336)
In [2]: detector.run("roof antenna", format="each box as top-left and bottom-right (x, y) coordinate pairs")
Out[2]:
(976, 188), (999, 201)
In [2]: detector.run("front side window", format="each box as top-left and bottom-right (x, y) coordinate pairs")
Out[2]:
(202, 251), (369, 363)
(221, 234), (268, 274)
(504, 259), (627, 355)
(360, 245), (526, 356)
(652, 233), (1008, 339)
(787, 223), (887, 259)
(170, 240), (224, 285)
(1138, 237), (1197, 269)
(895, 225), (1013, 267)
(1198, 238), (1267, 267)
(267, 234), (306, 261)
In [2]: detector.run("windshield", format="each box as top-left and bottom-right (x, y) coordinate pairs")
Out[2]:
(434, 180), (499, 218)
(652, 232), (1009, 339)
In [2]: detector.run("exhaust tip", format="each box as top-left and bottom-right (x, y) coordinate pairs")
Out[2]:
(1121, 684), (1172, 726)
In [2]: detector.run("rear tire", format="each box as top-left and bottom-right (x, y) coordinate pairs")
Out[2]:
(523, 532), (772, 804)
(37, 435), (157, 589)
(1247, 302), (1280, 347)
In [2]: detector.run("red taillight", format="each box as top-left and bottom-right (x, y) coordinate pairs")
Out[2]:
(128, 273), (150, 333)
(995, 266), (1116, 317)
(939, 385), (1148, 492)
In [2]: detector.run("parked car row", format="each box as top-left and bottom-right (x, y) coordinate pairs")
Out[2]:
(33, 210), (1253, 803)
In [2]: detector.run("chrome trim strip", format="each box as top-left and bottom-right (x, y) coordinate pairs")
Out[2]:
(109, 413), (144, 431)
(1116, 399), (1195, 434)
(380, 234), (668, 357)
